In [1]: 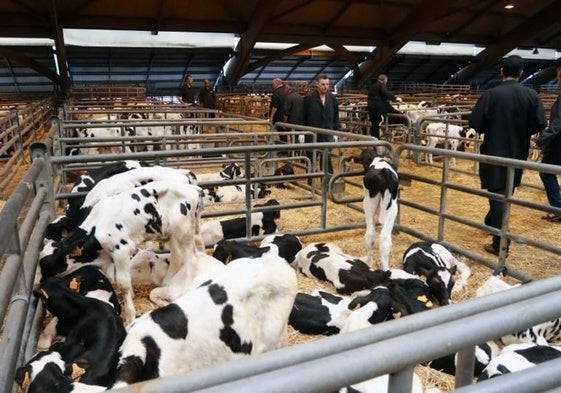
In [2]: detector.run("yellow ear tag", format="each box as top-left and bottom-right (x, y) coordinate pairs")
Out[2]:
(417, 295), (428, 303)
(68, 278), (80, 292)
(70, 363), (86, 381)
(393, 312), (402, 319)
(40, 288), (49, 299)
(18, 371), (31, 393)
(70, 246), (83, 257)
(425, 301), (434, 308)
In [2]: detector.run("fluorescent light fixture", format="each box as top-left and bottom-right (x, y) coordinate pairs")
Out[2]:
(505, 3), (514, 9)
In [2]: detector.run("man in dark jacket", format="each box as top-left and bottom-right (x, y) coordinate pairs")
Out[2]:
(367, 74), (403, 139)
(303, 74), (340, 175)
(469, 55), (547, 256)
(532, 66), (561, 221)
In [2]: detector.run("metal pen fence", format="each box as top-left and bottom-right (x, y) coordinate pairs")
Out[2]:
(1, 114), (561, 392)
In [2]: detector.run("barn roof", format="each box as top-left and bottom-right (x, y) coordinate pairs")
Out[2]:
(0, 0), (560, 95)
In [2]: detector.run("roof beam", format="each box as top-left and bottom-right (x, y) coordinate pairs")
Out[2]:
(50, 0), (70, 95)
(0, 47), (60, 83)
(223, 1), (280, 88)
(245, 44), (314, 74)
(321, 0), (353, 34)
(453, 1), (561, 84)
(355, 0), (453, 87)
(328, 44), (361, 81)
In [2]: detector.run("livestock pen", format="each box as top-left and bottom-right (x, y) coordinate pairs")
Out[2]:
(1, 107), (561, 392)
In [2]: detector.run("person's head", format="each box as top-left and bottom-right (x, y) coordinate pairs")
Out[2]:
(273, 78), (283, 89)
(500, 55), (524, 80)
(377, 74), (388, 84)
(315, 74), (330, 95)
(203, 79), (211, 89)
(184, 74), (193, 86)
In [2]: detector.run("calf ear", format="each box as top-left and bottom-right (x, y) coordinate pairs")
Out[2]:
(15, 367), (31, 393)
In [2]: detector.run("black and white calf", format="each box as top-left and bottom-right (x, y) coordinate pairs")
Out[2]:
(348, 149), (399, 270)
(424, 341), (499, 378)
(475, 268), (560, 346)
(111, 254), (297, 387)
(200, 199), (281, 247)
(37, 265), (121, 351)
(15, 348), (107, 393)
(212, 233), (302, 266)
(402, 241), (471, 306)
(289, 290), (353, 336)
(202, 182), (270, 204)
(478, 343), (561, 381)
(340, 285), (408, 332)
(296, 242), (390, 295)
(46, 160), (148, 241)
(195, 162), (243, 183)
(39, 181), (205, 324)
(33, 274), (126, 387)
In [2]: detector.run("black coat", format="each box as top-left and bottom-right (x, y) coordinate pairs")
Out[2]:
(469, 80), (547, 190)
(535, 95), (561, 165)
(367, 81), (399, 117)
(303, 90), (340, 142)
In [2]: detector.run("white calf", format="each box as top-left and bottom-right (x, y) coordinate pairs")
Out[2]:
(425, 122), (475, 165)
(112, 254), (297, 387)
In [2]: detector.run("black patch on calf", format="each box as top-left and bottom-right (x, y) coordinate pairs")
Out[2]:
(140, 188), (151, 198)
(309, 263), (328, 282)
(117, 355), (154, 384)
(142, 335), (163, 380)
(133, 208), (141, 215)
(289, 293), (340, 336)
(115, 223), (123, 231)
(150, 303), (188, 339)
(208, 283), (228, 304)
(131, 193), (141, 202)
(220, 305), (253, 354)
(180, 201), (191, 216)
(143, 203), (162, 234)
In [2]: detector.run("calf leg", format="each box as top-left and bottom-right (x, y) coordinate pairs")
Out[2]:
(378, 202), (398, 271)
(363, 196), (378, 267)
(37, 317), (59, 351)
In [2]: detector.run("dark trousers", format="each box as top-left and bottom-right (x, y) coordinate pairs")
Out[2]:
(305, 135), (334, 175)
(369, 113), (382, 139)
(485, 187), (511, 250)
(540, 172), (561, 209)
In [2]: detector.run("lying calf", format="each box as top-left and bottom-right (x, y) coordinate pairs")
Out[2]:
(296, 242), (390, 294)
(111, 254), (297, 387)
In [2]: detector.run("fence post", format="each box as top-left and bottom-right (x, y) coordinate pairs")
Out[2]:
(30, 142), (55, 215)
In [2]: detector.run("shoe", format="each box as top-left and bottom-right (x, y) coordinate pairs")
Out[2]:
(484, 243), (509, 257)
(541, 212), (561, 221)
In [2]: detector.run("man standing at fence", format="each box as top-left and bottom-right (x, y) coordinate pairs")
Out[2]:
(469, 55), (547, 256)
(531, 65), (561, 222)
(178, 74), (198, 106)
(367, 74), (403, 139)
(303, 74), (340, 176)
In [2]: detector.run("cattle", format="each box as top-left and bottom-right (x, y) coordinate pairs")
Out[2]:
(259, 233), (303, 267)
(111, 254), (297, 387)
(424, 122), (476, 165)
(196, 162), (243, 183)
(478, 343), (561, 381)
(37, 265), (121, 351)
(33, 274), (126, 387)
(212, 233), (302, 266)
(15, 348), (107, 393)
(424, 341), (500, 378)
(200, 199), (281, 247)
(148, 251), (226, 307)
(475, 266), (521, 298)
(289, 290), (353, 335)
(338, 373), (424, 393)
(295, 242), (390, 295)
(39, 181), (205, 324)
(271, 163), (295, 189)
(475, 268), (560, 346)
(74, 126), (133, 155)
(402, 241), (471, 306)
(46, 160), (148, 241)
(340, 285), (408, 333)
(202, 182), (270, 204)
(129, 249), (170, 286)
(385, 276), (434, 314)
(347, 149), (399, 270)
